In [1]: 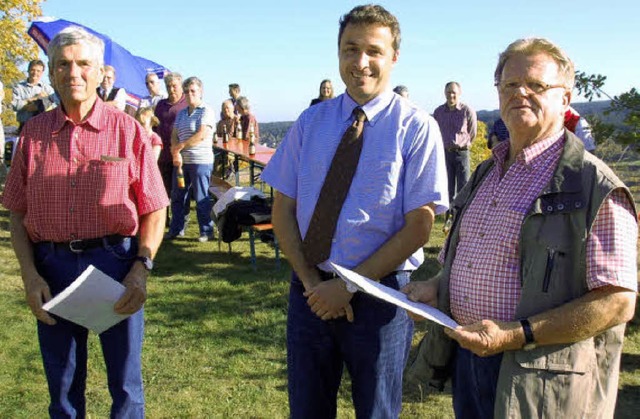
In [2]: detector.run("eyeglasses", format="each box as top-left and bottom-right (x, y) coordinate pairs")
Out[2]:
(495, 80), (567, 95)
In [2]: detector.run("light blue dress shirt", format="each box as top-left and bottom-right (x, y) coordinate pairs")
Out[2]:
(261, 90), (448, 271)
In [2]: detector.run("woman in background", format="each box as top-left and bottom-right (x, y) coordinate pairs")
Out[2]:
(309, 79), (334, 106)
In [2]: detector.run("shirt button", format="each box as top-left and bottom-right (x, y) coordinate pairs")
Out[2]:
(479, 232), (485, 238)
(70, 233), (76, 239)
(464, 295), (469, 302)
(71, 180), (76, 187)
(467, 262), (472, 269)
(491, 200), (497, 207)
(70, 207), (74, 213)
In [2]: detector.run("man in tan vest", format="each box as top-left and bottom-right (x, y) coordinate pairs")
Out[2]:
(404, 37), (637, 418)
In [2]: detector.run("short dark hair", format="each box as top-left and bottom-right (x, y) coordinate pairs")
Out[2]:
(445, 81), (460, 90)
(229, 83), (240, 90)
(338, 4), (401, 51)
(28, 59), (46, 71)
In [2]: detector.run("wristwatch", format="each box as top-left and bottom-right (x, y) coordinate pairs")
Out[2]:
(519, 318), (536, 351)
(135, 256), (154, 271)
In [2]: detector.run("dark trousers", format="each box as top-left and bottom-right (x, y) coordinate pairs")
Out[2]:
(445, 149), (471, 205)
(33, 238), (144, 418)
(287, 271), (413, 419)
(452, 346), (503, 419)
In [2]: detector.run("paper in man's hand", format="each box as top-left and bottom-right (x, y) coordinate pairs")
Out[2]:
(328, 262), (459, 329)
(43, 265), (130, 334)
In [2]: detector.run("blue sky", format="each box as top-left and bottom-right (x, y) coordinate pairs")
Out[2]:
(37, 0), (639, 122)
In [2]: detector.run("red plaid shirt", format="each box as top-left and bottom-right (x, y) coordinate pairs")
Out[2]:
(2, 99), (169, 243)
(445, 132), (637, 325)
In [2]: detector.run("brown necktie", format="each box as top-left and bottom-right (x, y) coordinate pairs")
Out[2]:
(302, 107), (367, 266)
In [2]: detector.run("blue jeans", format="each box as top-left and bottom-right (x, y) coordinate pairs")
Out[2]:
(452, 346), (503, 419)
(287, 271), (414, 419)
(33, 238), (144, 419)
(445, 149), (470, 203)
(169, 163), (214, 236)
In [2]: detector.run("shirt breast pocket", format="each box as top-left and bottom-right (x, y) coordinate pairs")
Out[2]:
(87, 159), (131, 205)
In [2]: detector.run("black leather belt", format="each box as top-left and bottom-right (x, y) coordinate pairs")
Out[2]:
(318, 270), (340, 280)
(42, 235), (130, 253)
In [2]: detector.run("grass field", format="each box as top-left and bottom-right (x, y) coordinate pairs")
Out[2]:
(1, 140), (639, 417)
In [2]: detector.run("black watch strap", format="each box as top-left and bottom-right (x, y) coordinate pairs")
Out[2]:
(519, 318), (535, 345)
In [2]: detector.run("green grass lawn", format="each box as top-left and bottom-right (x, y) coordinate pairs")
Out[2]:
(1, 145), (639, 417)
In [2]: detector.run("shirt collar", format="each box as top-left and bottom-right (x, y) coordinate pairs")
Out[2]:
(442, 102), (463, 111)
(493, 129), (565, 168)
(52, 97), (105, 134)
(340, 89), (395, 126)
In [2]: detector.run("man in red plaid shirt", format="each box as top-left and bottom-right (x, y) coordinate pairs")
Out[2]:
(2, 26), (168, 417)
(404, 38), (637, 418)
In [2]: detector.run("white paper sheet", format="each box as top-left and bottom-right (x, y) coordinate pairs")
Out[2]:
(43, 265), (130, 334)
(328, 262), (459, 329)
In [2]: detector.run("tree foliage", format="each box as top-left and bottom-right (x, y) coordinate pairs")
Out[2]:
(1, 0), (45, 127)
(575, 71), (640, 148)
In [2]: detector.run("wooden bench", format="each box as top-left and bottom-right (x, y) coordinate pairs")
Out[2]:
(209, 175), (279, 269)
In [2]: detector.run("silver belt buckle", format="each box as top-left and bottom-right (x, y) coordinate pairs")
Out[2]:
(68, 240), (84, 253)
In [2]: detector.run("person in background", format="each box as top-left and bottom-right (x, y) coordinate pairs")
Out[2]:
(228, 83), (241, 110)
(11, 59), (56, 132)
(393, 84), (409, 98)
(2, 25), (168, 417)
(487, 117), (509, 149)
(564, 106), (596, 152)
(97, 65), (127, 111)
(403, 37), (637, 419)
(309, 79), (335, 106)
(135, 106), (163, 160)
(433, 81), (477, 229)
(235, 96), (260, 140)
(154, 72), (188, 201)
(140, 72), (167, 109)
(167, 76), (215, 242)
(261, 4), (448, 417)
(214, 99), (237, 177)
(216, 99), (237, 138)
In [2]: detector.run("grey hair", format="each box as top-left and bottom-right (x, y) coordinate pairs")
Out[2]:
(495, 38), (575, 88)
(164, 72), (183, 87)
(47, 26), (104, 69)
(182, 76), (203, 91)
(236, 96), (250, 111)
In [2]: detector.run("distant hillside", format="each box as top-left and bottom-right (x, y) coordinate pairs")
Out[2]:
(258, 121), (294, 148)
(260, 100), (627, 147)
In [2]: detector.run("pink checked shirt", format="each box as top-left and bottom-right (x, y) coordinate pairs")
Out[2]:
(2, 99), (169, 243)
(446, 132), (637, 325)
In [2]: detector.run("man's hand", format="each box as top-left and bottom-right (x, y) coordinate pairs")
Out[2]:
(114, 263), (148, 315)
(401, 278), (439, 321)
(304, 279), (354, 322)
(445, 319), (522, 357)
(24, 275), (56, 325)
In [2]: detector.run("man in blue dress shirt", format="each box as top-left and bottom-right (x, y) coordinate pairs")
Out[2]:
(261, 4), (448, 418)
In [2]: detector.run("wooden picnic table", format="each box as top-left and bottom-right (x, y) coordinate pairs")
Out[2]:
(213, 137), (275, 186)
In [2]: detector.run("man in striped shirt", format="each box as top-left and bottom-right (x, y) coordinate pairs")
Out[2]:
(405, 38), (637, 418)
